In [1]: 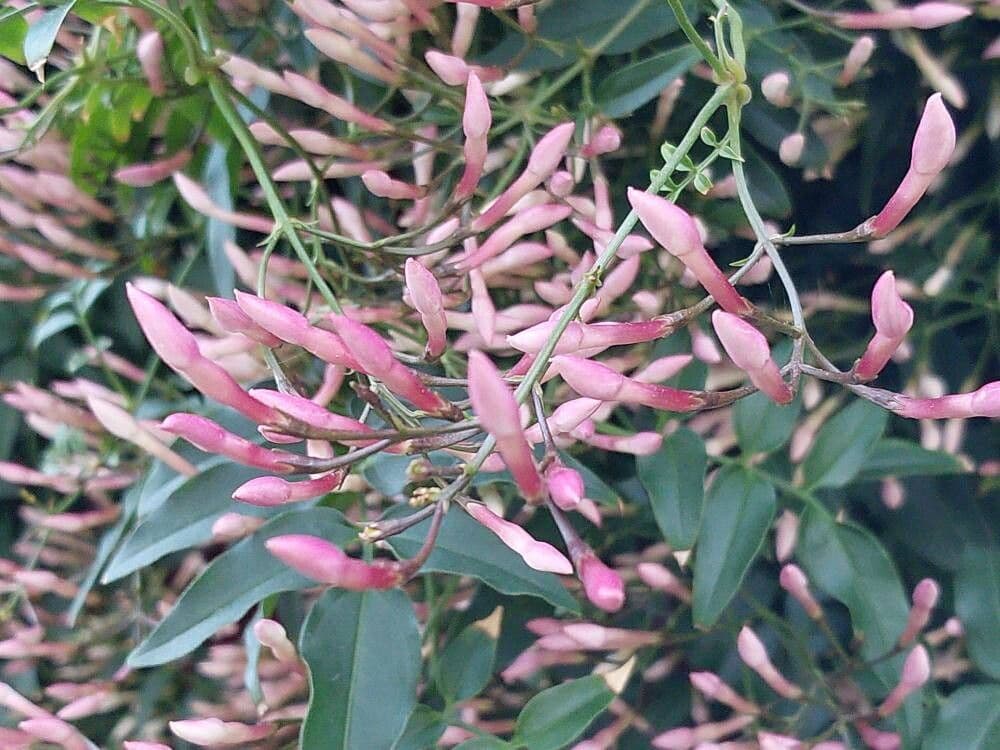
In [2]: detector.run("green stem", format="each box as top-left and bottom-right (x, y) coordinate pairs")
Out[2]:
(665, 0), (727, 78)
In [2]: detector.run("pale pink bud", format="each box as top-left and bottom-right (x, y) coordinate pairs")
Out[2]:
(362, 169), (426, 200)
(580, 125), (622, 158)
(898, 579), (939, 646)
(87, 396), (197, 477)
(779, 133), (805, 166)
(305, 28), (399, 84)
(18, 718), (90, 750)
(690, 671), (760, 715)
(425, 49), (470, 85)
(469, 269), (496, 344)
(404, 258), (447, 357)
(580, 430), (663, 456)
(836, 2), (972, 29)
(855, 720), (902, 750)
(629, 189), (751, 315)
(690, 323), (722, 364)
(546, 464), (585, 510)
(878, 645), (930, 716)
(509, 318), (670, 356)
(779, 564), (823, 619)
(868, 94), (955, 237)
(454, 73), (491, 200)
(761, 71), (792, 107)
(161, 413), (296, 472)
(473, 122), (575, 230)
(281, 71), (391, 133)
(169, 718), (274, 746)
(633, 354), (693, 383)
(652, 715), (755, 749)
(881, 476), (906, 509)
(466, 502), (573, 574)
(891, 381), (1000, 419)
(578, 553), (626, 612)
(249, 389), (380, 444)
(212, 512), (265, 542)
(736, 254), (774, 285)
(233, 472), (342, 506)
(548, 170), (575, 197)
(266, 534), (402, 589)
(0, 682), (51, 719)
(253, 619), (298, 665)
(855, 271), (914, 380)
(839, 36), (876, 86)
(758, 732), (804, 750)
(173, 173), (274, 234)
(636, 562), (692, 602)
(737, 626), (803, 699)
(115, 149), (191, 187)
(124, 743), (172, 750)
(554, 355), (704, 412)
(712, 311), (793, 404)
(137, 31), (166, 95)
(457, 204), (572, 270)
(984, 35), (1000, 60)
(775, 511), (799, 562)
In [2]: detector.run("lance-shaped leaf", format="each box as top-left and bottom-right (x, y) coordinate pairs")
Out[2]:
(637, 428), (706, 549)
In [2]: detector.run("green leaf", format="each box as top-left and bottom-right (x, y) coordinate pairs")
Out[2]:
(595, 47), (700, 117)
(0, 10), (28, 63)
(386, 508), (579, 613)
(733, 390), (801, 455)
(743, 142), (791, 217)
(855, 439), (966, 482)
(299, 588), (421, 750)
(0, 357), (33, 460)
(392, 705), (447, 750)
(435, 612), (500, 703)
(102, 461), (275, 582)
(924, 684), (1000, 750)
(23, 0), (76, 76)
(955, 545), (1000, 679)
(797, 508), (908, 658)
(453, 739), (513, 750)
(30, 309), (77, 349)
(128, 508), (355, 667)
(801, 400), (887, 490)
(692, 465), (776, 627)
(202, 142), (236, 296)
(512, 675), (614, 750)
(637, 428), (706, 549)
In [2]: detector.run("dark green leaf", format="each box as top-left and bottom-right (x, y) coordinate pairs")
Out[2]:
(733, 390), (801, 455)
(797, 508), (907, 658)
(955, 545), (1000, 679)
(743, 143), (791, 218)
(595, 47), (700, 117)
(436, 615), (499, 703)
(387, 508), (579, 613)
(103, 461), (275, 582)
(692, 465), (776, 627)
(202, 142), (236, 296)
(801, 400), (887, 490)
(453, 739), (513, 750)
(128, 508), (355, 667)
(0, 357), (33, 460)
(512, 675), (614, 750)
(23, 0), (76, 74)
(855, 439), (966, 482)
(392, 705), (447, 750)
(924, 684), (1000, 750)
(299, 588), (421, 750)
(30, 309), (77, 349)
(637, 428), (706, 549)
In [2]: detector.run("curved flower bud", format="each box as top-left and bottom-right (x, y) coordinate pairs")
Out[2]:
(545, 463), (585, 511)
(578, 552), (625, 612)
(468, 350), (544, 500)
(737, 626), (803, 699)
(456, 204), (572, 270)
(712, 311), (793, 404)
(779, 564), (823, 619)
(160, 413), (297, 472)
(266, 535), (402, 589)
(866, 94), (955, 238)
(854, 271), (914, 380)
(690, 671), (760, 714)
(404, 258), (447, 358)
(554, 355), (704, 412)
(878, 645), (931, 716)
(465, 502), (572, 574)
(232, 472), (343, 506)
(636, 561), (692, 602)
(169, 718), (274, 746)
(629, 189), (752, 315)
(508, 318), (670, 356)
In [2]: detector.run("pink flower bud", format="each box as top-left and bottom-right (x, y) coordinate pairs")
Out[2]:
(546, 464), (585, 510)
(548, 170), (575, 197)
(454, 73), (491, 201)
(636, 562), (692, 602)
(266, 534), (402, 589)
(362, 169), (426, 200)
(404, 258), (447, 358)
(253, 619), (298, 665)
(878, 645), (930, 716)
(712, 311), (793, 404)
(554, 355), (704, 412)
(160, 413), (296, 472)
(737, 626), (803, 699)
(87, 396), (197, 477)
(690, 671), (760, 715)
(581, 430), (663, 456)
(425, 49), (470, 85)
(836, 2), (972, 29)
(465, 502), (573, 574)
(509, 318), (670, 356)
(891, 381), (1000, 419)
(115, 149), (191, 187)
(232, 472), (342, 506)
(652, 715), (755, 749)
(580, 125), (622, 158)
(779, 564), (823, 619)
(173, 173), (275, 233)
(281, 71), (392, 133)
(17, 718), (90, 750)
(779, 133), (805, 166)
(867, 94), (955, 238)
(305, 28), (399, 84)
(761, 71), (792, 107)
(629, 189), (751, 315)
(855, 720), (901, 750)
(839, 36), (876, 86)
(898, 579), (939, 645)
(633, 354), (693, 383)
(457, 204), (572, 270)
(124, 742), (173, 750)
(473, 122), (575, 230)
(758, 732), (804, 750)
(578, 552), (625, 612)
(469, 268), (496, 344)
(207, 297), (282, 347)
(169, 718), (274, 746)
(855, 271), (914, 380)
(137, 31), (166, 96)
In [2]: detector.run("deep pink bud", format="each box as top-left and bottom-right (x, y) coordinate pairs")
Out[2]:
(232, 472), (342, 506)
(207, 297), (282, 347)
(266, 535), (401, 589)
(457, 204), (572, 270)
(169, 718), (274, 746)
(898, 579), (939, 646)
(465, 502), (572, 574)
(404, 258), (447, 357)
(508, 318), (669, 356)
(580, 125), (622, 158)
(468, 350), (544, 501)
(712, 311), (793, 403)
(554, 355), (704, 412)
(855, 271), (914, 380)
(161, 413), (296, 472)
(629, 188), (751, 315)
(115, 149), (190, 187)
(836, 2), (972, 29)
(545, 464), (585, 510)
(578, 552), (625, 612)
(868, 94), (955, 238)
(878, 645), (930, 716)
